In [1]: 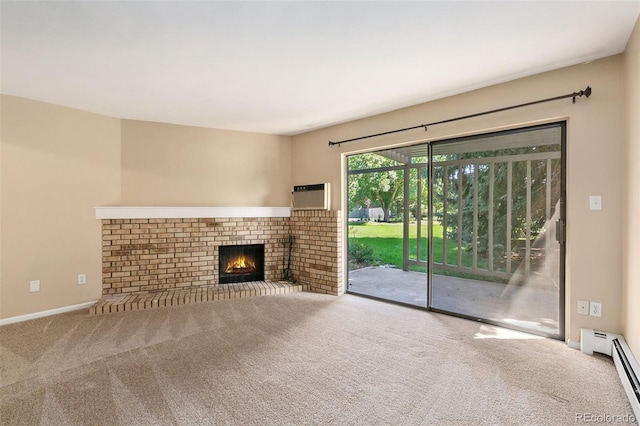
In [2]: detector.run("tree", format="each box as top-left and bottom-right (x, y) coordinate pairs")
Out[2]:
(432, 144), (561, 270)
(348, 153), (404, 222)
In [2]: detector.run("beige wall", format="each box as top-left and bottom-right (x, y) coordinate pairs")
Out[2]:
(292, 56), (626, 345)
(0, 95), (121, 318)
(120, 120), (291, 206)
(623, 18), (640, 358)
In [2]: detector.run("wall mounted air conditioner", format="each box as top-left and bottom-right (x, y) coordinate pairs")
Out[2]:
(292, 183), (330, 210)
(581, 328), (640, 419)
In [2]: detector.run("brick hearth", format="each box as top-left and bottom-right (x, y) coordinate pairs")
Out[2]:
(90, 280), (303, 315)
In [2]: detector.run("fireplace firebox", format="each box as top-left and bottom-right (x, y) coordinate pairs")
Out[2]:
(219, 244), (264, 284)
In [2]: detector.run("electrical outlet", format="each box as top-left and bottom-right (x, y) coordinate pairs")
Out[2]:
(577, 300), (589, 315)
(30, 280), (40, 292)
(590, 301), (602, 317)
(77, 274), (86, 285)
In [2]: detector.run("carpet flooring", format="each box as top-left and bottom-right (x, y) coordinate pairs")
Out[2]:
(1, 292), (636, 425)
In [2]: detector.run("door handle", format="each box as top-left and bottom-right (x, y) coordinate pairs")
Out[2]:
(555, 219), (565, 243)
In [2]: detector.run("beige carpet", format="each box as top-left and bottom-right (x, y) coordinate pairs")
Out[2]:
(1, 292), (636, 425)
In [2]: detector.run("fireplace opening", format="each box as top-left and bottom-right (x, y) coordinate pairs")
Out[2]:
(219, 244), (264, 284)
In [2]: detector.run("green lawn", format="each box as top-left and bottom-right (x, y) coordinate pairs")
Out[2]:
(348, 221), (480, 271)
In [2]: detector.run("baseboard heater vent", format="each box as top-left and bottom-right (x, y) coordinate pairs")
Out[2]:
(581, 328), (640, 419)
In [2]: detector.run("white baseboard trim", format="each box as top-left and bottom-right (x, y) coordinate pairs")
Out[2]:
(0, 301), (98, 326)
(567, 339), (581, 350)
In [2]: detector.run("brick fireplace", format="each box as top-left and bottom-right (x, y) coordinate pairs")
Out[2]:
(97, 207), (343, 299)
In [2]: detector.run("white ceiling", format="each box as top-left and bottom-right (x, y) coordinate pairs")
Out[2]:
(1, 1), (639, 136)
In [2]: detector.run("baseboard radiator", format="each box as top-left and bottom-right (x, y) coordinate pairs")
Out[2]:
(581, 328), (640, 419)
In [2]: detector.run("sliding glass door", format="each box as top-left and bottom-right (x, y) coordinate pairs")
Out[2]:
(429, 122), (565, 338)
(345, 122), (565, 338)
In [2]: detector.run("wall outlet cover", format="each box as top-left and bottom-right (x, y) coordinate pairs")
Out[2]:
(29, 280), (40, 292)
(589, 301), (602, 317)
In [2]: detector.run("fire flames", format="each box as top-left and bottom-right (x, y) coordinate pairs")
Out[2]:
(225, 255), (256, 274)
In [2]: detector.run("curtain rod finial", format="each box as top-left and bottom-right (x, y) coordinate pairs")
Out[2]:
(573, 86), (592, 103)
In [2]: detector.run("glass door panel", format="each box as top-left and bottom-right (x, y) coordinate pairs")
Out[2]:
(429, 123), (565, 338)
(346, 147), (427, 308)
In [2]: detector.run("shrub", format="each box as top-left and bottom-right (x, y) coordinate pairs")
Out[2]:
(348, 242), (379, 269)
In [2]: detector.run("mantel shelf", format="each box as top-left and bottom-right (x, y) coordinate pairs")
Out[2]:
(94, 206), (291, 220)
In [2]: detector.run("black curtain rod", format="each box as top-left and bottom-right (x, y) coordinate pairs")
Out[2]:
(328, 86), (592, 147)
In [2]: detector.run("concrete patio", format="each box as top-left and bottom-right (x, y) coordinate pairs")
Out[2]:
(347, 266), (560, 336)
